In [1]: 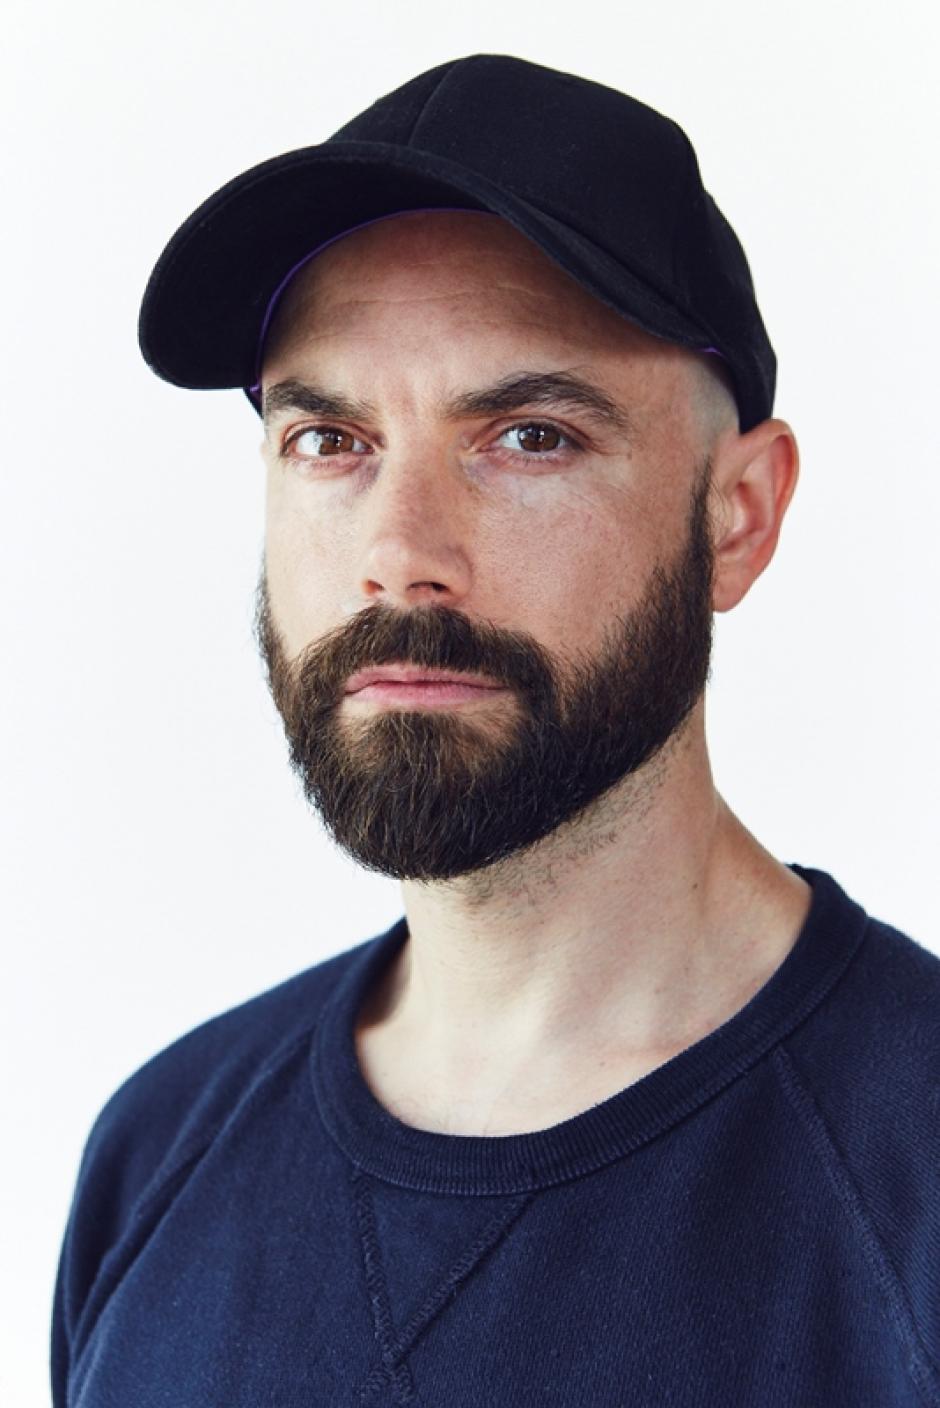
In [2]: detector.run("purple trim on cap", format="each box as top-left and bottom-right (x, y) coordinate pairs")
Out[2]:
(247, 207), (489, 407)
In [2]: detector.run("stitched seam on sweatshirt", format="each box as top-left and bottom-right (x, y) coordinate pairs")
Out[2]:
(132, 1026), (316, 1224)
(70, 1027), (317, 1381)
(351, 1166), (535, 1402)
(69, 1144), (209, 1393)
(773, 1043), (940, 1407)
(351, 1168), (416, 1404)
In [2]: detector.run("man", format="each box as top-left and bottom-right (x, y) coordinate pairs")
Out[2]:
(53, 55), (940, 1407)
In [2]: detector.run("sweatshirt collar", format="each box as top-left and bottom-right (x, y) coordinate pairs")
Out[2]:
(310, 866), (870, 1195)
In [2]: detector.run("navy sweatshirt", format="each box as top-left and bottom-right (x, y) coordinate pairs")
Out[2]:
(52, 868), (940, 1406)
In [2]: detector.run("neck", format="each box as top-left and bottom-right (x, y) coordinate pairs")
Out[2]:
(355, 704), (811, 1133)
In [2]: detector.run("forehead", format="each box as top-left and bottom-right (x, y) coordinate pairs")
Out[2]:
(263, 210), (676, 365)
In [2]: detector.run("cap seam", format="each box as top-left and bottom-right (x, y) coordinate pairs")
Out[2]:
(403, 56), (465, 146)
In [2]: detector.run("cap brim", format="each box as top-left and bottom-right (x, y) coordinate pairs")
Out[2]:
(138, 139), (714, 392)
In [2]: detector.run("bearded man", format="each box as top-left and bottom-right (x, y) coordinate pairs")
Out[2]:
(52, 55), (940, 1408)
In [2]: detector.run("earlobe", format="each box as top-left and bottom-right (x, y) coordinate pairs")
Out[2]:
(710, 419), (799, 613)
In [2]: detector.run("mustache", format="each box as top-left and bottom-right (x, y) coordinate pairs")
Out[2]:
(255, 591), (558, 708)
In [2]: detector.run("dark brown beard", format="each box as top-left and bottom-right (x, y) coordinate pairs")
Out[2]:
(256, 464), (714, 880)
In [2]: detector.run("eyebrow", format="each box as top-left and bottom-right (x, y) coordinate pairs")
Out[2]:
(262, 370), (636, 440)
(262, 380), (378, 425)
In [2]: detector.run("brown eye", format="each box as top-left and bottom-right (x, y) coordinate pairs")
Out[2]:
(499, 423), (568, 454)
(289, 427), (367, 457)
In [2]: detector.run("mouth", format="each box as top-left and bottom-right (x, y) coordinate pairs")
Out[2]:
(343, 664), (507, 708)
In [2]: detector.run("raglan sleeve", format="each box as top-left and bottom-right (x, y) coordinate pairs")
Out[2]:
(49, 1052), (200, 1407)
(49, 943), (362, 1405)
(49, 1024), (230, 1407)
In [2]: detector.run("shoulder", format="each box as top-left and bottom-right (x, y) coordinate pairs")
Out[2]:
(784, 866), (940, 1103)
(76, 929), (394, 1214)
(789, 887), (940, 1078)
(54, 927), (401, 1341)
(780, 879), (940, 1365)
(52, 927), (404, 1401)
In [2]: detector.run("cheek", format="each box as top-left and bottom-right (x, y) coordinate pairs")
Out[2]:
(264, 472), (354, 658)
(476, 479), (649, 652)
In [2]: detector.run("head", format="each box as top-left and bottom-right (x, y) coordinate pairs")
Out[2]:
(255, 209), (798, 881)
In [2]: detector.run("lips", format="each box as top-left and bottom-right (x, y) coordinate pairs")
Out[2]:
(344, 664), (503, 694)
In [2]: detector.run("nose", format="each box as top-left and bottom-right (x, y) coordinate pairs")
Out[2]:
(356, 449), (473, 609)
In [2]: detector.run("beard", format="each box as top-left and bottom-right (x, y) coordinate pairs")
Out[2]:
(256, 463), (715, 882)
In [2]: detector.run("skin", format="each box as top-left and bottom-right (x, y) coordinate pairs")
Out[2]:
(260, 209), (810, 1136)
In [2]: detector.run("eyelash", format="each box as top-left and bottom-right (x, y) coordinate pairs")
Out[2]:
(279, 420), (582, 467)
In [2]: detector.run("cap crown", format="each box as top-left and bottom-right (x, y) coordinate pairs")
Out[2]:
(331, 55), (765, 386)
(138, 54), (774, 428)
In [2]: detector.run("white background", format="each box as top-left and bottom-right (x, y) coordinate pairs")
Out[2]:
(3, 1), (938, 1402)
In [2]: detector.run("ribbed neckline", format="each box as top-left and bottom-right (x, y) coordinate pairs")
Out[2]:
(310, 866), (870, 1195)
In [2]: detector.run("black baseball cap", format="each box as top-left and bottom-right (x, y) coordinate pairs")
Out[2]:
(138, 54), (775, 431)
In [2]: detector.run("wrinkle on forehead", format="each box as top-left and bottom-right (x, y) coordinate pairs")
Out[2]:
(263, 209), (660, 359)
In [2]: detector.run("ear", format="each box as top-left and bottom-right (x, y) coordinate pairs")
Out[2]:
(710, 418), (799, 613)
